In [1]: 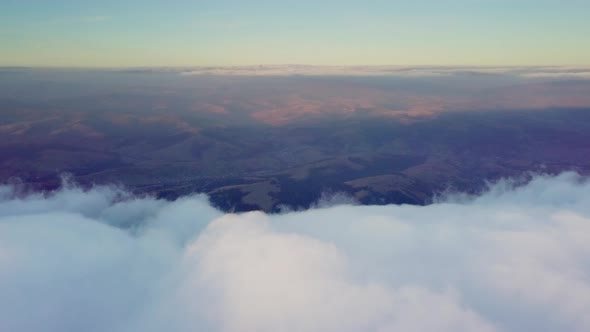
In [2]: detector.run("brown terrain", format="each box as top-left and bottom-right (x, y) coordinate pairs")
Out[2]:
(1, 67), (590, 211)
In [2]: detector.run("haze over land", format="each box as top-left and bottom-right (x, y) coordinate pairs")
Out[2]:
(2, 67), (590, 211)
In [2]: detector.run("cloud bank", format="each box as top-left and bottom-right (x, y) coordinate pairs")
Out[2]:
(1, 173), (590, 332)
(179, 65), (590, 79)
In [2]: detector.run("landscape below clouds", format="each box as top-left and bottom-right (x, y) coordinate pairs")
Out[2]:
(1, 173), (590, 332)
(1, 67), (590, 211)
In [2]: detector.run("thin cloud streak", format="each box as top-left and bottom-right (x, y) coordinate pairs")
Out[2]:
(179, 65), (590, 79)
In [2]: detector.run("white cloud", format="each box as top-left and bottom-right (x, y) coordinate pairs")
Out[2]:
(1, 173), (590, 332)
(179, 65), (590, 79)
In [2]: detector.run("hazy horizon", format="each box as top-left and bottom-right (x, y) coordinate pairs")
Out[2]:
(3, 64), (590, 69)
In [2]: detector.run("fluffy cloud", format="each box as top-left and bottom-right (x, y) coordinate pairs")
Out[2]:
(1, 173), (590, 332)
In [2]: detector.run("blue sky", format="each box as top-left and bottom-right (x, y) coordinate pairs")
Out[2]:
(1, 0), (589, 67)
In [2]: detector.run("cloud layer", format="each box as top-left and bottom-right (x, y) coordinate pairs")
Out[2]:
(180, 65), (590, 79)
(1, 173), (590, 332)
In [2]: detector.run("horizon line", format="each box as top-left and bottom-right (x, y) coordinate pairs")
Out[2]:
(2, 64), (590, 70)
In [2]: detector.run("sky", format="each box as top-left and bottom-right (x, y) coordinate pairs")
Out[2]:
(1, 0), (589, 67)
